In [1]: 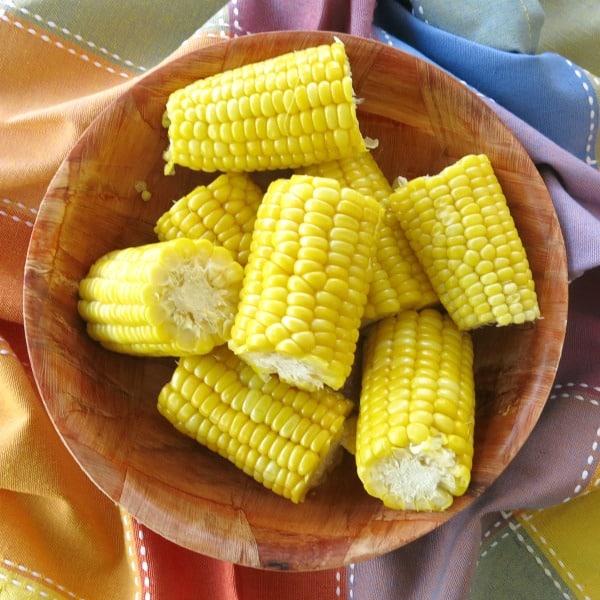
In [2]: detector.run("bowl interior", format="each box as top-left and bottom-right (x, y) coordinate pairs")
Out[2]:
(23, 31), (567, 570)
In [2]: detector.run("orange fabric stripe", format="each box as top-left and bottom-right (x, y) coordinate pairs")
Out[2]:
(0, 19), (132, 205)
(0, 15), (133, 116)
(0, 562), (74, 600)
(0, 209), (31, 324)
(0, 324), (137, 600)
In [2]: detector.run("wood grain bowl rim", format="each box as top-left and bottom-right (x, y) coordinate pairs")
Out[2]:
(23, 31), (568, 570)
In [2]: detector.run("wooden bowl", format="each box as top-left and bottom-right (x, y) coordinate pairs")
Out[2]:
(24, 32), (567, 570)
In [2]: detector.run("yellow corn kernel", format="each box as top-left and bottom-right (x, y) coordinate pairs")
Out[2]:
(340, 412), (358, 455)
(389, 154), (540, 330)
(163, 41), (367, 174)
(157, 345), (353, 503)
(298, 151), (392, 203)
(299, 152), (438, 322)
(229, 174), (380, 391)
(78, 238), (244, 356)
(356, 308), (475, 511)
(154, 172), (263, 265)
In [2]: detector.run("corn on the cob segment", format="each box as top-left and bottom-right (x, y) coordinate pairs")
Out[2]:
(340, 413), (358, 455)
(154, 172), (263, 265)
(371, 209), (439, 318)
(298, 151), (392, 204)
(228, 174), (380, 392)
(389, 154), (540, 330)
(158, 345), (354, 503)
(356, 308), (475, 511)
(163, 40), (367, 174)
(299, 152), (438, 322)
(78, 238), (244, 356)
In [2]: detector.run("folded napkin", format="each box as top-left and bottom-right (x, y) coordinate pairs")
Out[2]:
(1, 1), (599, 599)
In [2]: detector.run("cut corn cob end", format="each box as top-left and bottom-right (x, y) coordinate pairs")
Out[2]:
(157, 345), (354, 503)
(228, 174), (381, 392)
(78, 237), (244, 356)
(356, 309), (475, 511)
(389, 154), (540, 330)
(360, 437), (471, 511)
(154, 172), (263, 265)
(163, 40), (367, 175)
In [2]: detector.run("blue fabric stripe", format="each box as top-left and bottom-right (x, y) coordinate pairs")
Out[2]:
(374, 0), (598, 166)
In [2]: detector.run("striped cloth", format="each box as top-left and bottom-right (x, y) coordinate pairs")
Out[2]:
(1, 1), (599, 598)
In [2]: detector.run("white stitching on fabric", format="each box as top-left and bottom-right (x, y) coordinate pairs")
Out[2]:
(0, 9), (131, 78)
(1, 559), (85, 600)
(230, 0), (251, 37)
(348, 562), (355, 599)
(137, 526), (151, 600)
(412, 1), (428, 24)
(550, 383), (600, 407)
(121, 512), (142, 600)
(477, 531), (511, 560)
(516, 0), (534, 53)
(563, 59), (598, 167)
(504, 518), (576, 599)
(552, 382), (600, 395)
(379, 27), (395, 47)
(0, 340), (18, 359)
(520, 515), (590, 600)
(0, 209), (35, 227)
(563, 423), (600, 501)
(1, 0), (146, 72)
(0, 334), (33, 373)
(481, 515), (507, 540)
(548, 384), (600, 502)
(179, 5), (230, 47)
(1, 197), (37, 228)
(335, 569), (342, 597)
(477, 511), (515, 561)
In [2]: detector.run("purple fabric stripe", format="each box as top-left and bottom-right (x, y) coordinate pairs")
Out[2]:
(489, 102), (600, 280)
(229, 0), (377, 37)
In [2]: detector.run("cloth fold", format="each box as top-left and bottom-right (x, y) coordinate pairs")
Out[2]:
(1, 1), (599, 599)
(409, 0), (545, 54)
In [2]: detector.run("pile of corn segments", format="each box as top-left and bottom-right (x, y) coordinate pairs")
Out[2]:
(77, 40), (540, 511)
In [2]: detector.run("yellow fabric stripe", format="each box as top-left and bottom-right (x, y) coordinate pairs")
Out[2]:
(120, 510), (144, 598)
(517, 491), (600, 599)
(0, 561), (78, 600)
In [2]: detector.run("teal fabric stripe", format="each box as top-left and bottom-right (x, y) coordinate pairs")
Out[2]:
(410, 0), (545, 53)
(4, 0), (227, 71)
(470, 518), (577, 600)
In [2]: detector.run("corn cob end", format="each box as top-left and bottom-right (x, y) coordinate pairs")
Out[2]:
(228, 174), (380, 392)
(357, 436), (471, 511)
(356, 310), (475, 511)
(78, 238), (244, 356)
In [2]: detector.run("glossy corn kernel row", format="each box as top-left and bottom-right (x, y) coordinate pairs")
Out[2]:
(389, 154), (540, 330)
(78, 238), (244, 356)
(154, 172), (263, 265)
(298, 151), (392, 204)
(228, 174), (381, 392)
(163, 40), (367, 174)
(356, 308), (475, 511)
(158, 345), (354, 503)
(298, 151), (438, 322)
